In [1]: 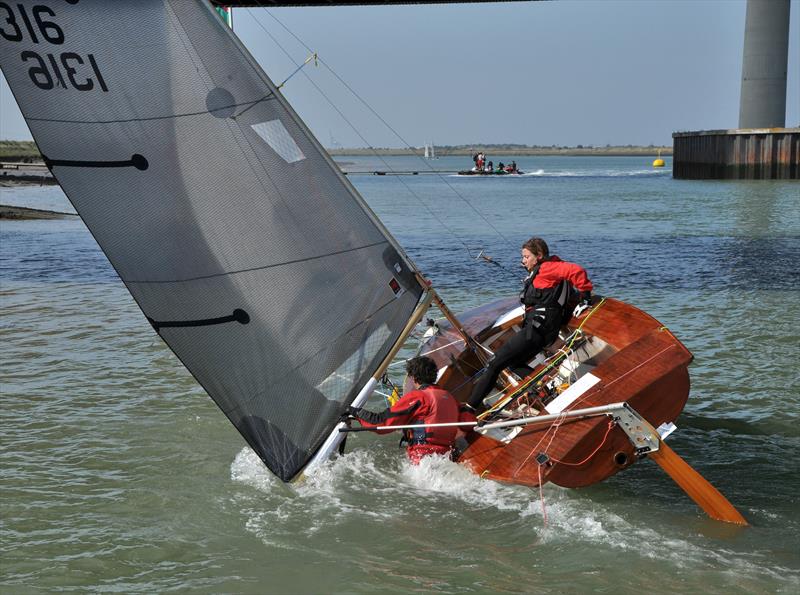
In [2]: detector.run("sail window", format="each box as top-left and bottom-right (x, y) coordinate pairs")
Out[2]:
(251, 120), (306, 163)
(316, 324), (392, 402)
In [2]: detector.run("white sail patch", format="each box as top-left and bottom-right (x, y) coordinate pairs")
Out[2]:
(251, 120), (306, 163)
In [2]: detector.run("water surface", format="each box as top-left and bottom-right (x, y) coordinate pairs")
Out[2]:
(2, 156), (798, 593)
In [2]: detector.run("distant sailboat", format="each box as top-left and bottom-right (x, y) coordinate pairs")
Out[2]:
(423, 141), (436, 159)
(0, 0), (744, 524)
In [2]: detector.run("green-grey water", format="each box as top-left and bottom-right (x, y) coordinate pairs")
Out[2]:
(1, 156), (798, 593)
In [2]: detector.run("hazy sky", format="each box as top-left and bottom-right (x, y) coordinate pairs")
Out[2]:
(1, 0), (798, 147)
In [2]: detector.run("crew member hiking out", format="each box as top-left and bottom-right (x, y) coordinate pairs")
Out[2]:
(466, 237), (593, 412)
(343, 356), (475, 464)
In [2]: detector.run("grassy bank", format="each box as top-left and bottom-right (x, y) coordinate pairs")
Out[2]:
(0, 205), (76, 219)
(0, 140), (43, 162)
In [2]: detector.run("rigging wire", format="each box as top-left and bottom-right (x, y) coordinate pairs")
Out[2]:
(479, 298), (606, 418)
(245, 5), (520, 277)
(244, 7), (475, 260)
(239, 5), (552, 402)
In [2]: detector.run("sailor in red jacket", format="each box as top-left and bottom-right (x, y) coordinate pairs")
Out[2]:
(466, 237), (593, 411)
(345, 356), (475, 464)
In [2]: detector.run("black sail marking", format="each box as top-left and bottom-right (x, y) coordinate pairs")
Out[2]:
(148, 309), (250, 333)
(43, 154), (149, 170)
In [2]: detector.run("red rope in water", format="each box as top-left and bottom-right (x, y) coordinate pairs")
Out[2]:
(535, 412), (568, 527)
(535, 418), (616, 527)
(538, 463), (548, 527)
(547, 420), (616, 467)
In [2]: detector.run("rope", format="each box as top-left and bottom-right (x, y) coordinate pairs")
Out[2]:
(480, 298), (607, 418)
(469, 299), (608, 479)
(380, 374), (400, 406)
(553, 341), (676, 418)
(546, 419), (616, 467)
(537, 463), (548, 527)
(513, 412), (566, 476)
(532, 417), (614, 527)
(246, 6), (474, 258)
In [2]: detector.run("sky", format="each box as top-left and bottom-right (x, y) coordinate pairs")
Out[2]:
(1, 0), (798, 147)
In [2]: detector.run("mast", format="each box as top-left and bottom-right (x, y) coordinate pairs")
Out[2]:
(301, 291), (436, 476)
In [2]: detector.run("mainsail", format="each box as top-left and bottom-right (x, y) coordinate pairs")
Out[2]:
(0, 1), (425, 481)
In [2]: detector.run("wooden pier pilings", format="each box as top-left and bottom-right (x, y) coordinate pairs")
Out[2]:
(672, 128), (799, 180)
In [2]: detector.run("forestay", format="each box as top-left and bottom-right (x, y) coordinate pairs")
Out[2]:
(0, 0), (424, 481)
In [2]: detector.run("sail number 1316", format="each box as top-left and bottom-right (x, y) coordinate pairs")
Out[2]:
(0, 2), (108, 92)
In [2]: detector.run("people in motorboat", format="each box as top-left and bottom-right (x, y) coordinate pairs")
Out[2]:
(465, 237), (593, 413)
(344, 356), (475, 463)
(505, 161), (517, 173)
(485, 160), (493, 173)
(476, 152), (485, 170)
(496, 162), (505, 173)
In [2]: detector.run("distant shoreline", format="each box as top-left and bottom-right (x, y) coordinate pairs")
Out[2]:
(0, 144), (671, 189)
(327, 147), (672, 157)
(1, 139), (672, 163)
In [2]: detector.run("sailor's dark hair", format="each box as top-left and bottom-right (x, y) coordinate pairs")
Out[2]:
(522, 237), (549, 258)
(405, 356), (438, 385)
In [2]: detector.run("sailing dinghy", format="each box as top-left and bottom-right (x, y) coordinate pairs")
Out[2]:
(0, 1), (745, 524)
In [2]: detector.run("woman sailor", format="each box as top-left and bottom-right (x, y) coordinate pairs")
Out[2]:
(465, 237), (593, 412)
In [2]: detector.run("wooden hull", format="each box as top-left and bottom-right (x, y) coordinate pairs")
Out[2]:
(419, 297), (693, 488)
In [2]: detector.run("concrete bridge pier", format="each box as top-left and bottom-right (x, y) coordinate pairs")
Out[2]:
(673, 0), (798, 180)
(739, 0), (791, 129)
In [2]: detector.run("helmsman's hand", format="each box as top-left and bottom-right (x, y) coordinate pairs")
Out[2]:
(339, 405), (361, 423)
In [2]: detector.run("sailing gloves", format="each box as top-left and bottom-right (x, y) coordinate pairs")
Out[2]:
(573, 291), (593, 317)
(339, 406), (361, 423)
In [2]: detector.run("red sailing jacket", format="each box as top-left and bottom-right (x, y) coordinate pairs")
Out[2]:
(355, 385), (464, 449)
(530, 255), (593, 293)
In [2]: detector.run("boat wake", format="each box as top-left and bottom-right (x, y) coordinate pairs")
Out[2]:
(450, 169), (669, 178)
(227, 445), (797, 588)
(528, 168), (668, 178)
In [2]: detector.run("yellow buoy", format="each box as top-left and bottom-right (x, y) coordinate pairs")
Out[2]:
(653, 149), (665, 168)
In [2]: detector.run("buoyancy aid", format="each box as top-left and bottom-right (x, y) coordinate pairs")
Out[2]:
(519, 256), (592, 332)
(520, 270), (568, 333)
(356, 384), (461, 449)
(405, 384), (461, 447)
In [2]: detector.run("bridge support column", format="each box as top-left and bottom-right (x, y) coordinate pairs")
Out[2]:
(739, 0), (791, 129)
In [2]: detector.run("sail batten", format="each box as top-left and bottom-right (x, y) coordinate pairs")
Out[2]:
(124, 239), (391, 284)
(0, 0), (424, 481)
(25, 94), (279, 124)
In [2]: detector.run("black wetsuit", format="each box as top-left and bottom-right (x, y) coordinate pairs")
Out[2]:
(467, 256), (592, 410)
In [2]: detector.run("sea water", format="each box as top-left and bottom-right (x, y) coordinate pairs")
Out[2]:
(1, 156), (798, 593)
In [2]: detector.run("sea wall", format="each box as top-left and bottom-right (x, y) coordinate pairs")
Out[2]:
(672, 128), (799, 180)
